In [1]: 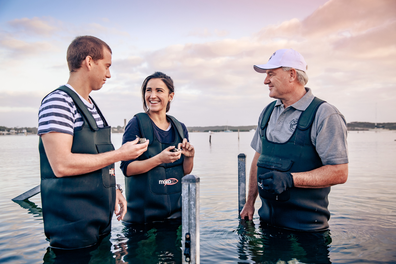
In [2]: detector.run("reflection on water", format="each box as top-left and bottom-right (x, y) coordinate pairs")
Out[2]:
(115, 220), (182, 264)
(13, 199), (42, 218)
(1, 131), (396, 263)
(43, 234), (114, 264)
(237, 220), (331, 263)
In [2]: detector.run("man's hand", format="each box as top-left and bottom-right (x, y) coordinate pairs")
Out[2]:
(115, 189), (127, 221)
(119, 138), (149, 161)
(240, 203), (255, 221)
(258, 171), (294, 194)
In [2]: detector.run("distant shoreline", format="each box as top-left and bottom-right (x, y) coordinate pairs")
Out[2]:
(1, 122), (396, 135)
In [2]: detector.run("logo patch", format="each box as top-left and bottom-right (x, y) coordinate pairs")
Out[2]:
(109, 168), (115, 176)
(159, 178), (178, 186)
(289, 118), (298, 132)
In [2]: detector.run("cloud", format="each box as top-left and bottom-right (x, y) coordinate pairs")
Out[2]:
(0, 92), (43, 108)
(97, 0), (396, 126)
(186, 28), (229, 38)
(2, 0), (395, 127)
(8, 17), (59, 36)
(0, 35), (56, 59)
(0, 17), (62, 60)
(0, 92), (43, 127)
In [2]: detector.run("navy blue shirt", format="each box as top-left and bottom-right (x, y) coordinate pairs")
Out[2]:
(120, 115), (189, 176)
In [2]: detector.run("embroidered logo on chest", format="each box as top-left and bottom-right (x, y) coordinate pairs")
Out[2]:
(289, 118), (298, 132)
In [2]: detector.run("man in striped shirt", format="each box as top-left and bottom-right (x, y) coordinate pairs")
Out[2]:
(38, 36), (149, 250)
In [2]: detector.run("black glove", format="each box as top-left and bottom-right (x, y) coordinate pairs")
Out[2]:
(259, 171), (294, 195)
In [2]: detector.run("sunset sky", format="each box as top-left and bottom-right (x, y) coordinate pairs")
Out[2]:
(0, 0), (395, 128)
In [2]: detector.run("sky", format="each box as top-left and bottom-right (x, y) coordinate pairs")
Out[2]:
(0, 0), (395, 128)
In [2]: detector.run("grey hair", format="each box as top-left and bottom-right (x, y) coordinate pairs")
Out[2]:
(282, 67), (309, 86)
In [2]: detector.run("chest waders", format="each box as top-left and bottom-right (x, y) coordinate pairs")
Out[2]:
(257, 97), (330, 231)
(124, 113), (185, 224)
(39, 86), (116, 249)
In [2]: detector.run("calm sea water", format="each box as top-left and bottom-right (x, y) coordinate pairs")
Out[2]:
(0, 130), (395, 263)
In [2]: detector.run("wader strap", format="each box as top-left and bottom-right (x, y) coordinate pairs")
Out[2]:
(135, 113), (185, 144)
(167, 115), (185, 140)
(90, 97), (109, 127)
(260, 101), (277, 131)
(294, 97), (326, 145)
(297, 97), (326, 130)
(135, 113), (154, 144)
(56, 86), (99, 131)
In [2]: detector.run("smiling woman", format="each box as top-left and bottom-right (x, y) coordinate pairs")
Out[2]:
(120, 71), (195, 225)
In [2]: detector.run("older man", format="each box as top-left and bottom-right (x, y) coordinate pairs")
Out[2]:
(240, 48), (348, 231)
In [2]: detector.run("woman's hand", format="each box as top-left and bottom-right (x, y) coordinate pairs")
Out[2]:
(178, 138), (195, 158)
(158, 146), (182, 164)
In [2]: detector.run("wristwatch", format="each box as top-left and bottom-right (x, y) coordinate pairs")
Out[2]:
(116, 184), (123, 193)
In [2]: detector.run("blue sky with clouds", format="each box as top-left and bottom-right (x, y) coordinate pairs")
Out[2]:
(0, 0), (395, 127)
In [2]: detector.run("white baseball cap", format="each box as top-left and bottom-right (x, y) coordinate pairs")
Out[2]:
(254, 48), (307, 73)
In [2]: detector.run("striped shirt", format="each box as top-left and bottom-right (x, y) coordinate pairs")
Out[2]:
(38, 84), (104, 136)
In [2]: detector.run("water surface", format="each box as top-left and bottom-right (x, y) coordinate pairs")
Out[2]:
(0, 130), (395, 263)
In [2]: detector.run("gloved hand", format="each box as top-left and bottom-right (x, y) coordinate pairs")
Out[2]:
(258, 171), (294, 195)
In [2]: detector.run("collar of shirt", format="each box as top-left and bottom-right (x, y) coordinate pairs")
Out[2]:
(274, 87), (315, 111)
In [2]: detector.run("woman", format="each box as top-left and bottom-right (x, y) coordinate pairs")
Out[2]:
(121, 72), (195, 224)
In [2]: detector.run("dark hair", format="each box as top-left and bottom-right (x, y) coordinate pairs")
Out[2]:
(66, 36), (112, 72)
(141, 72), (174, 113)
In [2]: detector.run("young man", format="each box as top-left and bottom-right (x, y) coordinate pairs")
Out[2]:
(38, 36), (149, 249)
(240, 48), (348, 231)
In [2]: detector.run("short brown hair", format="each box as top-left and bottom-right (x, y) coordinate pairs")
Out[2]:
(141, 72), (174, 113)
(66, 36), (112, 72)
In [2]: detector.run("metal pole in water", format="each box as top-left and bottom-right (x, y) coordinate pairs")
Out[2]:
(12, 185), (40, 201)
(238, 153), (246, 217)
(182, 175), (200, 264)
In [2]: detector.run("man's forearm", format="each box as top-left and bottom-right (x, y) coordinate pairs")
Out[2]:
(53, 151), (125, 177)
(292, 163), (348, 188)
(246, 152), (260, 205)
(42, 132), (148, 177)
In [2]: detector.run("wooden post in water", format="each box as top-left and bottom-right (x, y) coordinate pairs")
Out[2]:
(238, 153), (246, 217)
(182, 175), (200, 264)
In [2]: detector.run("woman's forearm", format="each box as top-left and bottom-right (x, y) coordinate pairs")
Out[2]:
(126, 156), (162, 176)
(183, 156), (194, 175)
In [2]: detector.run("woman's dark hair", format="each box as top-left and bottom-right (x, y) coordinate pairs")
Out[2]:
(66, 35), (112, 72)
(141, 72), (174, 113)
